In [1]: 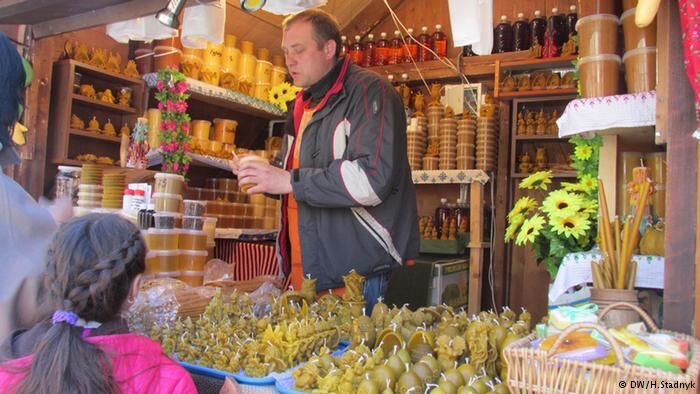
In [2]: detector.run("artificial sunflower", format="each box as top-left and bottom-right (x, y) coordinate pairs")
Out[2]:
(542, 190), (583, 218)
(268, 82), (300, 112)
(560, 181), (586, 193)
(505, 213), (526, 242)
(508, 196), (538, 221)
(574, 145), (593, 161)
(515, 214), (546, 246)
(577, 174), (597, 194)
(550, 213), (591, 239)
(519, 170), (553, 190)
(578, 199), (598, 215)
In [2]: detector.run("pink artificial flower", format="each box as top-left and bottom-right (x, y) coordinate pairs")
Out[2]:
(173, 162), (180, 172)
(156, 80), (164, 91)
(176, 101), (188, 113)
(166, 100), (176, 112)
(176, 81), (188, 94)
(167, 120), (177, 131)
(169, 141), (178, 151)
(183, 163), (190, 172)
(182, 142), (190, 152)
(157, 102), (164, 111)
(181, 121), (189, 132)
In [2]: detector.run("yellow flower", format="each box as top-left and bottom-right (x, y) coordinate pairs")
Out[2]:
(560, 181), (584, 193)
(269, 82), (301, 111)
(505, 213), (526, 242)
(574, 145), (593, 160)
(542, 190), (583, 218)
(550, 213), (591, 239)
(508, 197), (538, 221)
(519, 171), (553, 191)
(516, 214), (545, 246)
(578, 198), (598, 215)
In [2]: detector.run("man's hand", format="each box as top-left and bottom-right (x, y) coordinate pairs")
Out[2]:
(238, 161), (293, 195)
(228, 154), (241, 175)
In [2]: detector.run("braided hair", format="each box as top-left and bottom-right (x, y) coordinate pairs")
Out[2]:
(17, 213), (146, 394)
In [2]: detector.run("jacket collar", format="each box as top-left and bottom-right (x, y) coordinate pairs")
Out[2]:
(302, 56), (346, 106)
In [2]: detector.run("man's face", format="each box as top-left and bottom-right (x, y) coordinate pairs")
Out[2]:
(282, 21), (335, 88)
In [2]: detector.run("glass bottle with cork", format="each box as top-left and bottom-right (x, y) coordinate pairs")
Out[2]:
(513, 12), (531, 51)
(493, 15), (514, 53)
(566, 5), (578, 37)
(340, 35), (349, 57)
(435, 197), (452, 238)
(417, 26), (433, 62)
(454, 198), (469, 233)
(549, 7), (567, 48)
(402, 28), (419, 62)
(349, 35), (364, 65)
(389, 30), (404, 64)
(530, 10), (546, 47)
(374, 32), (390, 66)
(432, 24), (448, 58)
(362, 33), (376, 68)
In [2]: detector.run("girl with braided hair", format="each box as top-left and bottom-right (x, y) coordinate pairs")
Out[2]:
(0, 213), (195, 393)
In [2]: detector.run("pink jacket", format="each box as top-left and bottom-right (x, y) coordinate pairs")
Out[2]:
(0, 333), (196, 393)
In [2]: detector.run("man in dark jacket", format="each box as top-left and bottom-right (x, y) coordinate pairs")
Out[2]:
(236, 9), (419, 312)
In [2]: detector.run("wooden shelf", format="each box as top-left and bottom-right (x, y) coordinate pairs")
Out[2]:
(514, 134), (567, 141)
(69, 128), (121, 143)
(511, 171), (577, 178)
(187, 90), (283, 120)
(60, 59), (143, 85)
(461, 51), (532, 76)
(499, 88), (578, 99)
(500, 55), (578, 72)
(72, 94), (137, 114)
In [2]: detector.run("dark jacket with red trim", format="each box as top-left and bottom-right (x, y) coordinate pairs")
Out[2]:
(276, 56), (419, 291)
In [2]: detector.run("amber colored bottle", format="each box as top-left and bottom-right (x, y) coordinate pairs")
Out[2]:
(435, 198), (452, 238)
(403, 28), (418, 61)
(530, 10), (546, 47)
(349, 35), (363, 65)
(432, 24), (447, 58)
(549, 7), (567, 48)
(362, 33), (375, 67)
(513, 12), (531, 51)
(374, 32), (390, 66)
(417, 26), (433, 62)
(389, 30), (403, 64)
(340, 35), (349, 57)
(567, 5), (578, 37)
(493, 15), (514, 53)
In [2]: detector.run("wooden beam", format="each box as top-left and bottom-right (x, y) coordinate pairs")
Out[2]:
(491, 100), (511, 309)
(0, 0), (124, 25)
(658, 0), (696, 335)
(341, 0), (405, 39)
(468, 181), (485, 315)
(226, 0), (283, 31)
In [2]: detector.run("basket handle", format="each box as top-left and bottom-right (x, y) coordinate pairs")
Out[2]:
(598, 302), (658, 332)
(546, 322), (626, 367)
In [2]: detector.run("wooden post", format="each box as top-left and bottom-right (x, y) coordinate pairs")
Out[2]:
(468, 180), (485, 315)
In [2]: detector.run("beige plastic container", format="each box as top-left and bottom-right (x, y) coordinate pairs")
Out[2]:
(213, 118), (237, 144)
(144, 228), (179, 250)
(578, 0), (617, 17)
(254, 83), (270, 101)
(238, 155), (269, 192)
(154, 173), (185, 195)
(576, 14), (620, 57)
(255, 59), (273, 84)
(178, 249), (208, 271)
(622, 0), (636, 11)
(621, 8), (657, 51)
(179, 229), (208, 250)
(181, 54), (203, 80)
(203, 217), (217, 243)
(623, 47), (657, 93)
(153, 192), (183, 213)
(577, 54), (622, 98)
(271, 66), (287, 86)
(191, 120), (212, 141)
(145, 250), (179, 274)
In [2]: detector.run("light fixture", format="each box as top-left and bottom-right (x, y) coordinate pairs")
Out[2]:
(156, 0), (187, 29)
(240, 0), (267, 12)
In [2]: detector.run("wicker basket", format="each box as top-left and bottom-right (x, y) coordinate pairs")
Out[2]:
(503, 302), (700, 393)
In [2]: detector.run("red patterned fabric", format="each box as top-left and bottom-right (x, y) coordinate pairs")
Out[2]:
(680, 0), (700, 133)
(214, 239), (280, 281)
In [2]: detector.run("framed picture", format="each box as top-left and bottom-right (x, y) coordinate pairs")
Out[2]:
(441, 83), (482, 116)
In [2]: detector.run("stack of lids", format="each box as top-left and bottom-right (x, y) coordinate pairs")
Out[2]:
(426, 104), (442, 146)
(77, 164), (103, 208)
(438, 116), (457, 170)
(457, 114), (476, 170)
(476, 114), (499, 172)
(406, 116), (427, 170)
(102, 173), (125, 209)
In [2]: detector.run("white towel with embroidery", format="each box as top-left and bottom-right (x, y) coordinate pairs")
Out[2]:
(448, 0), (493, 55)
(181, 0), (226, 48)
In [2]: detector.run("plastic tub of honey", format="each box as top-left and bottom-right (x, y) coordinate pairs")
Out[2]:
(178, 249), (208, 271)
(183, 215), (205, 230)
(154, 173), (185, 195)
(181, 199), (205, 217)
(178, 271), (204, 287)
(271, 66), (287, 86)
(217, 215), (235, 228)
(213, 118), (237, 145)
(153, 212), (178, 229)
(263, 217), (277, 230)
(621, 8), (657, 51)
(248, 193), (265, 206)
(576, 14), (620, 57)
(209, 141), (223, 153)
(191, 120), (212, 141)
(145, 250), (179, 274)
(216, 178), (238, 191)
(77, 192), (102, 202)
(203, 217), (217, 242)
(577, 54), (621, 98)
(254, 83), (271, 101)
(264, 206), (277, 218)
(622, 0), (636, 11)
(181, 54), (203, 80)
(423, 157), (439, 170)
(206, 243), (216, 261)
(623, 47), (657, 93)
(250, 204), (265, 218)
(251, 217), (264, 229)
(144, 228), (179, 250)
(255, 59), (273, 84)
(239, 53), (257, 81)
(238, 155), (269, 192)
(179, 229), (208, 250)
(578, 0), (617, 16)
(456, 157), (475, 170)
(153, 192), (182, 213)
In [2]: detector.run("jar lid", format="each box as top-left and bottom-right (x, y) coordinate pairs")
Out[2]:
(179, 249), (208, 256)
(146, 228), (181, 236)
(58, 165), (82, 173)
(152, 192), (183, 200)
(146, 249), (180, 257)
(621, 7), (637, 21)
(180, 229), (207, 236)
(576, 54), (622, 68)
(179, 270), (204, 277)
(575, 13), (620, 31)
(155, 173), (185, 181)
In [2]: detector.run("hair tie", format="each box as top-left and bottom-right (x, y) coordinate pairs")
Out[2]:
(52, 310), (79, 326)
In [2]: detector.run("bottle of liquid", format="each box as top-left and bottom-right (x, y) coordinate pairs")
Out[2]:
(435, 198), (452, 238)
(566, 5), (578, 37)
(362, 33), (375, 67)
(349, 35), (364, 65)
(463, 45), (477, 57)
(403, 28), (418, 61)
(389, 30), (403, 64)
(530, 10), (546, 47)
(513, 12), (531, 51)
(493, 15), (514, 53)
(340, 35), (349, 57)
(549, 7), (566, 48)
(454, 198), (470, 233)
(375, 32), (390, 66)
(417, 26), (433, 62)
(432, 24), (448, 58)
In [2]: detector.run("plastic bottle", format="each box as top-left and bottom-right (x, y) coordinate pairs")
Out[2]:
(131, 189), (146, 214)
(123, 188), (134, 215)
(566, 5), (578, 37)
(417, 26), (433, 62)
(549, 7), (567, 48)
(432, 24), (448, 58)
(435, 198), (452, 237)
(403, 28), (418, 61)
(362, 33), (375, 67)
(513, 12), (532, 51)
(493, 15), (514, 53)
(389, 30), (403, 64)
(340, 35), (349, 57)
(349, 35), (364, 65)
(530, 10), (547, 47)
(375, 32), (390, 66)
